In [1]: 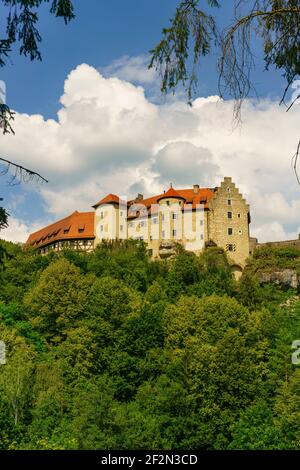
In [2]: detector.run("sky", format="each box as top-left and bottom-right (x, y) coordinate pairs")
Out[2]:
(0, 0), (299, 244)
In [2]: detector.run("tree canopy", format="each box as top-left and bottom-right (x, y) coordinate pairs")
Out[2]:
(0, 240), (299, 449)
(150, 0), (300, 109)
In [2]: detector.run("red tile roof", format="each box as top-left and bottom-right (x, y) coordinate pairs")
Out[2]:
(157, 186), (186, 201)
(130, 188), (215, 210)
(127, 187), (216, 218)
(26, 211), (95, 249)
(92, 193), (120, 208)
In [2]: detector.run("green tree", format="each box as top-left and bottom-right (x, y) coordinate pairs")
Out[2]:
(0, 324), (36, 427)
(24, 258), (92, 342)
(229, 401), (284, 449)
(150, 0), (299, 107)
(0, 0), (75, 133)
(163, 295), (269, 448)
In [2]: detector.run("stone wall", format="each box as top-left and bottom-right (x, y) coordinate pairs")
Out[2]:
(255, 236), (300, 250)
(208, 177), (250, 268)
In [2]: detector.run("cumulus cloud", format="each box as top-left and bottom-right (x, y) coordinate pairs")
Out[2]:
(101, 55), (157, 85)
(151, 142), (220, 187)
(0, 62), (300, 244)
(251, 222), (299, 243)
(0, 217), (42, 244)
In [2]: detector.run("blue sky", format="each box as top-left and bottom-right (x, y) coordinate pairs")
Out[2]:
(1, 0), (286, 117)
(0, 0), (299, 243)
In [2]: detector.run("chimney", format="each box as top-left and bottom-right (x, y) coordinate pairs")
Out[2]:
(193, 184), (200, 194)
(136, 193), (143, 201)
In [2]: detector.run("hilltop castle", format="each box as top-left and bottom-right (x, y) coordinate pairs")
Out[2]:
(26, 177), (251, 276)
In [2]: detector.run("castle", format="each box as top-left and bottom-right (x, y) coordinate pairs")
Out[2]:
(26, 177), (251, 276)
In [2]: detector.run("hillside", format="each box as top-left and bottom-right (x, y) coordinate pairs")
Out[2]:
(0, 239), (299, 450)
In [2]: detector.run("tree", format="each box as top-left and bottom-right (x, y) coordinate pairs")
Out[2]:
(0, 1), (73, 226)
(150, 0), (300, 177)
(162, 294), (269, 448)
(24, 258), (92, 342)
(151, 0), (299, 108)
(0, 324), (36, 427)
(0, 0), (75, 133)
(0, 156), (49, 233)
(0, 205), (8, 231)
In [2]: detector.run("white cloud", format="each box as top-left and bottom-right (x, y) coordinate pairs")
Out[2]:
(151, 142), (220, 187)
(0, 62), (300, 244)
(101, 55), (157, 85)
(251, 222), (299, 243)
(0, 217), (42, 243)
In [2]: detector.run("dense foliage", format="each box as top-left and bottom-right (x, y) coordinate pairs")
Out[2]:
(0, 239), (299, 450)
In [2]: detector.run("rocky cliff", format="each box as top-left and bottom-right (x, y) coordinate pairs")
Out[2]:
(257, 269), (299, 289)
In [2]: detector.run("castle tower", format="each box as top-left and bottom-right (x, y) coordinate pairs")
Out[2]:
(207, 177), (250, 276)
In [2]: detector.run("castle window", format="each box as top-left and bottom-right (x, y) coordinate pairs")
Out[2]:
(227, 211), (232, 219)
(237, 213), (241, 218)
(120, 225), (123, 232)
(227, 187), (230, 192)
(161, 214), (165, 222)
(152, 217), (158, 224)
(100, 212), (104, 219)
(162, 230), (165, 239)
(120, 211), (123, 217)
(166, 201), (170, 206)
(226, 244), (236, 252)
(201, 234), (204, 240)
(129, 222), (134, 228)
(228, 199), (232, 206)
(238, 230), (242, 235)
(172, 213), (177, 220)
(100, 225), (104, 232)
(78, 228), (84, 233)
(140, 221), (145, 227)
(173, 229), (177, 237)
(228, 228), (233, 235)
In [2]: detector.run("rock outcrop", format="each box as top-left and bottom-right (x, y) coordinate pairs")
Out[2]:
(257, 269), (299, 289)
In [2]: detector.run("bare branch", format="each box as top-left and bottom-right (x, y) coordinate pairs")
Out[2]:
(292, 139), (300, 185)
(0, 157), (48, 185)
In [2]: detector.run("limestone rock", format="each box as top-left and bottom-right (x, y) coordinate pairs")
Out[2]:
(258, 269), (299, 289)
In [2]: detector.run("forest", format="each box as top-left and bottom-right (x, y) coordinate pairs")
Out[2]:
(0, 239), (299, 450)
